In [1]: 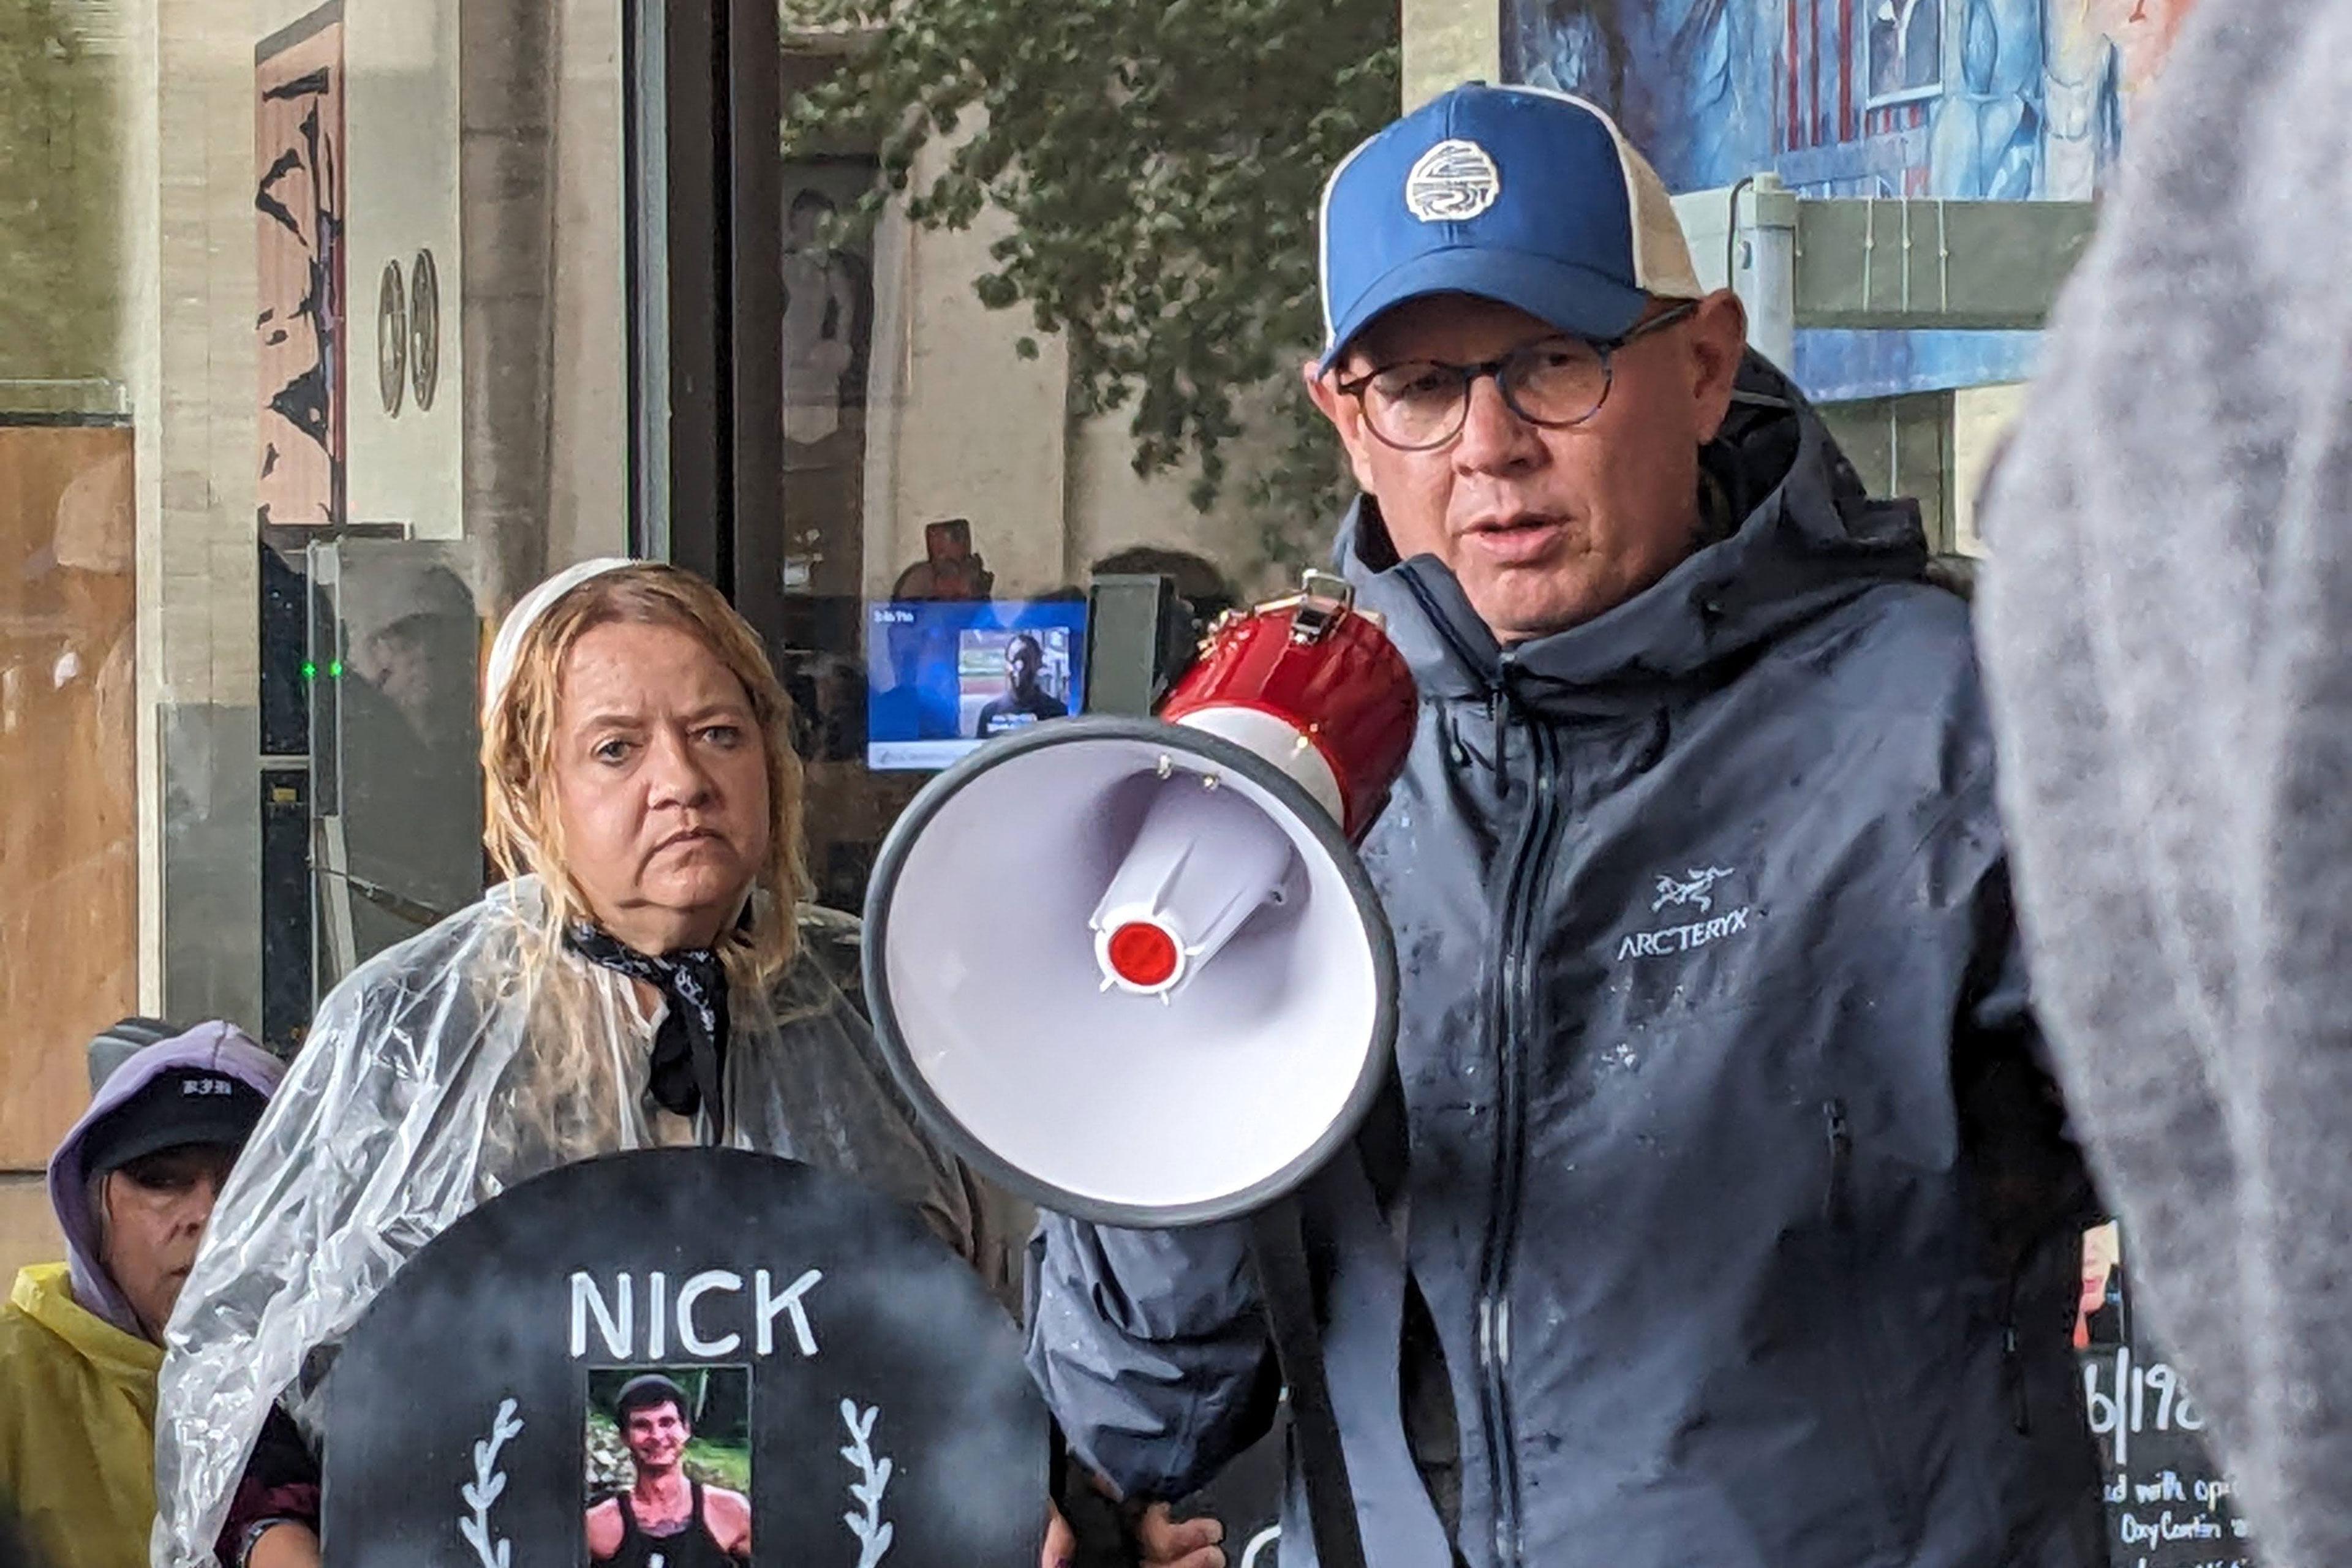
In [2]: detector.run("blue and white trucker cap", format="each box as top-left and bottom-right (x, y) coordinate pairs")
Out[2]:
(1317, 83), (1703, 370)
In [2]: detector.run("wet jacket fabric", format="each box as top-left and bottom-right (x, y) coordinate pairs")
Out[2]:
(0, 1024), (285, 1568)
(1027, 356), (2104, 1568)
(152, 884), (1002, 1568)
(0, 1265), (161, 1568)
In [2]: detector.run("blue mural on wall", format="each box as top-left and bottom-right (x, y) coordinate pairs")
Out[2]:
(1501, 0), (2185, 400)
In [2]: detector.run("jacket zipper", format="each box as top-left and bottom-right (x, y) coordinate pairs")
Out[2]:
(1388, 570), (1551, 1564)
(1823, 1098), (1919, 1551)
(2001, 1275), (2030, 1435)
(1474, 664), (1559, 1568)
(1823, 1100), (1852, 1228)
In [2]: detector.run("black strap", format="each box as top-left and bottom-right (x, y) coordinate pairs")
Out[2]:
(565, 924), (731, 1124)
(1248, 1200), (1368, 1568)
(1354, 1067), (1468, 1563)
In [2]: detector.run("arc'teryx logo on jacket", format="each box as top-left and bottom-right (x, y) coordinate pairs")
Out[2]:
(1652, 867), (1733, 911)
(1616, 867), (1753, 961)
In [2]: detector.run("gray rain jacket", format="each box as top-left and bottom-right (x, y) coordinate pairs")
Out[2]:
(1027, 357), (2104, 1568)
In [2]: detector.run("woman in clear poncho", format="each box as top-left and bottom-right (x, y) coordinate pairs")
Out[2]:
(150, 560), (1014, 1568)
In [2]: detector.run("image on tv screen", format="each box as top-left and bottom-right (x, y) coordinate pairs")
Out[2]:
(865, 598), (1088, 771)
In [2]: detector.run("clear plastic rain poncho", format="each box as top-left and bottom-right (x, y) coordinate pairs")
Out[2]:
(150, 877), (1010, 1568)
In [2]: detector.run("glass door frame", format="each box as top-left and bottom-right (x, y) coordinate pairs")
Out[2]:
(625, 0), (783, 592)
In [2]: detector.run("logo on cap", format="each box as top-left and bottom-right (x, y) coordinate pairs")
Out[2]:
(1404, 140), (1501, 223)
(184, 1075), (233, 1097)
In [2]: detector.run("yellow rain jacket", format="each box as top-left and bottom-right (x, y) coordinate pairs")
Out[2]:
(4, 1022), (285, 1568)
(0, 1262), (162, 1568)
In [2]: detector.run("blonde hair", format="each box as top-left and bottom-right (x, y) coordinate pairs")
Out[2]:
(481, 562), (807, 988)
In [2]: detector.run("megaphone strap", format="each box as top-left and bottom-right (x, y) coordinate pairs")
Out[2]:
(1248, 1202), (1371, 1568)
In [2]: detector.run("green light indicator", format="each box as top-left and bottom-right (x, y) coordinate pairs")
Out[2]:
(328, 660), (344, 680)
(300, 660), (317, 680)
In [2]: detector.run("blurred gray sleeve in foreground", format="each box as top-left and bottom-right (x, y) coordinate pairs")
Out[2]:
(1975, 4), (2352, 1562)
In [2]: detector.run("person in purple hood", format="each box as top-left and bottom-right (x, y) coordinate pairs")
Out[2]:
(0, 1020), (284, 1568)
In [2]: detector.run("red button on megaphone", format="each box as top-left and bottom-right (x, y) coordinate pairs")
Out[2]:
(1087, 573), (1415, 1000)
(863, 571), (1417, 1229)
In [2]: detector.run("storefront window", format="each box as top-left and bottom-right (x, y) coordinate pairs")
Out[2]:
(4, 0), (139, 1262)
(1, 0), (633, 1265)
(0, 0), (1403, 1284)
(766, 6), (1400, 911)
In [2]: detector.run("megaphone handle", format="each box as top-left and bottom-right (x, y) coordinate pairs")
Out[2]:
(1248, 1201), (1371, 1568)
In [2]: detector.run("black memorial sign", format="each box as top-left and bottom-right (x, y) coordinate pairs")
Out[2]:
(323, 1147), (1046, 1567)
(2075, 1222), (2253, 1568)
(2084, 1340), (2251, 1568)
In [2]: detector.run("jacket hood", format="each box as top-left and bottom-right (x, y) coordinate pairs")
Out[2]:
(1340, 350), (1931, 717)
(48, 1022), (285, 1338)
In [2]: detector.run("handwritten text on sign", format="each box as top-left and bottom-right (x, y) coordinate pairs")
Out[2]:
(2083, 1345), (2204, 1469)
(2105, 1467), (2249, 1548)
(2082, 1346), (2250, 1568)
(567, 1268), (825, 1361)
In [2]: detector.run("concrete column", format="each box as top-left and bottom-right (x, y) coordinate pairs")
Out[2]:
(137, 0), (265, 1032)
(461, 0), (560, 613)
(1401, 0), (1499, 108)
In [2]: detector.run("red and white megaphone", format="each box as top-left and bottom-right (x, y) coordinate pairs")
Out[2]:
(862, 570), (1417, 1227)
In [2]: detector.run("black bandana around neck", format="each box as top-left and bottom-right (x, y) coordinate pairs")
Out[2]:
(564, 924), (731, 1126)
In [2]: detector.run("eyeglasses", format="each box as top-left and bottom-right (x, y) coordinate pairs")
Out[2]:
(1335, 302), (1700, 451)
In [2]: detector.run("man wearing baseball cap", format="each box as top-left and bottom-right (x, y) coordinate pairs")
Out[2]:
(1028, 85), (2103, 1568)
(0, 1020), (283, 1568)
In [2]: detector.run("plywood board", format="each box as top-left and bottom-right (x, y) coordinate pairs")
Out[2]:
(0, 424), (138, 1170)
(0, 1177), (63, 1281)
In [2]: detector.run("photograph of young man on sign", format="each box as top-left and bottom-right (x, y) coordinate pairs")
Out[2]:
(585, 1371), (752, 1568)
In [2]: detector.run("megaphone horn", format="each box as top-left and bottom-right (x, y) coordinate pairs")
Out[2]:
(862, 570), (1418, 1229)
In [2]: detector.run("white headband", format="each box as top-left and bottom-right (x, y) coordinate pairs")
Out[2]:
(480, 557), (638, 722)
